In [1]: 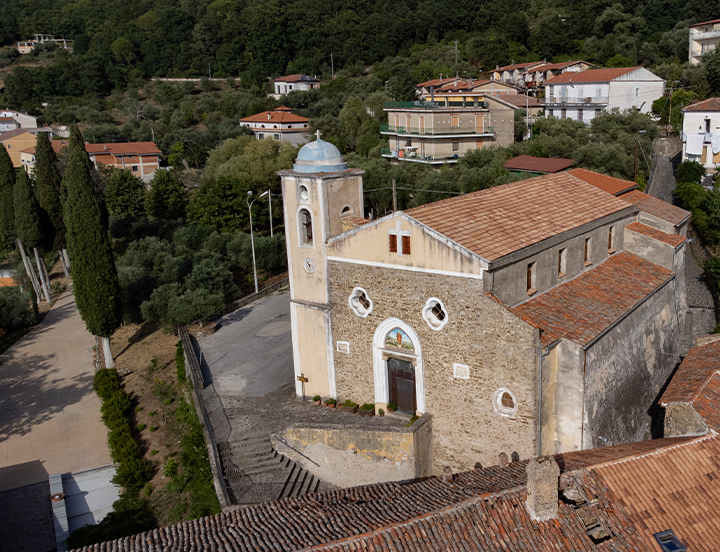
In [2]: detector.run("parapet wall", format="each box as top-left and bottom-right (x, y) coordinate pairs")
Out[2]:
(272, 415), (432, 487)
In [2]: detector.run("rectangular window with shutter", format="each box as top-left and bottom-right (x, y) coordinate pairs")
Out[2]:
(389, 234), (397, 253)
(402, 235), (411, 255)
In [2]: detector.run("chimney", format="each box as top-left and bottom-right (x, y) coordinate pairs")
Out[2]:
(498, 452), (508, 467)
(442, 466), (453, 483)
(525, 456), (560, 522)
(103, 145), (107, 150)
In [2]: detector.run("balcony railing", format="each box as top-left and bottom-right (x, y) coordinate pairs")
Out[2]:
(380, 125), (494, 136)
(381, 148), (459, 163)
(544, 96), (609, 106)
(383, 101), (487, 109)
(691, 29), (720, 40)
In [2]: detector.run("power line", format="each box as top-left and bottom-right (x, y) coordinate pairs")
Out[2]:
(364, 187), (462, 195)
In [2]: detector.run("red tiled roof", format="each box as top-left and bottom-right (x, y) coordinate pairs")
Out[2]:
(545, 67), (642, 84)
(620, 190), (690, 227)
(416, 77), (457, 88)
(85, 142), (161, 155)
(693, 372), (720, 431)
(405, 173), (633, 262)
(661, 337), (720, 404)
(273, 74), (320, 83)
(683, 98), (720, 112)
(239, 108), (309, 124)
(690, 18), (720, 27)
(503, 154), (573, 173)
(0, 127), (52, 142)
(513, 252), (674, 346)
(592, 434), (720, 552)
(534, 60), (590, 72)
(20, 140), (68, 155)
(0, 117), (14, 122)
(0, 277), (15, 287)
(567, 168), (637, 196)
(626, 221), (686, 247)
(496, 61), (545, 71)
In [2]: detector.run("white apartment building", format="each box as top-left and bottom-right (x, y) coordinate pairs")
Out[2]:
(544, 66), (664, 123)
(270, 75), (321, 99)
(682, 98), (720, 169)
(689, 19), (720, 65)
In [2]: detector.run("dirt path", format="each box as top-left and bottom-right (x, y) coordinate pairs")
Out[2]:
(0, 284), (111, 492)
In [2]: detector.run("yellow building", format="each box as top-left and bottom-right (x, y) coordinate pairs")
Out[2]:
(0, 128), (54, 168)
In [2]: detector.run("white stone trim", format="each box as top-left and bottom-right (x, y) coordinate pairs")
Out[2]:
(372, 317), (425, 413)
(348, 286), (373, 318)
(336, 341), (350, 353)
(493, 388), (518, 419)
(325, 310), (337, 398)
(281, 178), (295, 299)
(296, 205), (316, 249)
(422, 297), (448, 331)
(290, 302), (303, 396)
(327, 256), (484, 280)
(297, 183), (311, 204)
(453, 363), (470, 379)
(340, 204), (355, 216)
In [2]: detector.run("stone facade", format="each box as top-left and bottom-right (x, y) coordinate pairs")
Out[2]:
(328, 260), (539, 473)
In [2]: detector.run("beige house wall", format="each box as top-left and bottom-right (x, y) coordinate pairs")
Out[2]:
(1, 132), (36, 167)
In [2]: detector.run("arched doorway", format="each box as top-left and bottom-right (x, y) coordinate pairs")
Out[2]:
(373, 318), (425, 414)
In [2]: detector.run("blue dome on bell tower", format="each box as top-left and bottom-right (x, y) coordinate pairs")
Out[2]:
(293, 137), (348, 173)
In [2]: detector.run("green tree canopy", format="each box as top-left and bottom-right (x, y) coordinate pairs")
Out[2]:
(34, 132), (66, 250)
(63, 142), (122, 338)
(146, 171), (188, 220)
(105, 169), (147, 217)
(0, 147), (15, 240)
(13, 170), (44, 249)
(187, 176), (249, 232)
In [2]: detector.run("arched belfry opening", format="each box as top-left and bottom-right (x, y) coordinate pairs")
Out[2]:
(372, 317), (425, 414)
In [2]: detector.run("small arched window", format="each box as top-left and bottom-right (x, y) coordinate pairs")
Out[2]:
(494, 388), (518, 418)
(348, 287), (373, 318)
(299, 208), (313, 246)
(422, 298), (448, 330)
(298, 184), (309, 203)
(340, 205), (354, 216)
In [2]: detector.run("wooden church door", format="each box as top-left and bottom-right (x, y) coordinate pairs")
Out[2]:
(388, 358), (416, 414)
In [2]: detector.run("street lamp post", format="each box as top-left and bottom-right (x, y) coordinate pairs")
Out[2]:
(247, 191), (259, 294)
(259, 190), (273, 236)
(634, 129), (647, 183)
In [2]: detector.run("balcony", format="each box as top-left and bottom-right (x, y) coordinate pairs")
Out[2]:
(381, 148), (459, 164)
(691, 29), (720, 40)
(380, 125), (494, 136)
(544, 96), (609, 107)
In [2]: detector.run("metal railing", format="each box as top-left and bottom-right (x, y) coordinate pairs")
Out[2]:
(381, 148), (460, 162)
(692, 29), (720, 40)
(380, 125), (494, 135)
(544, 97), (609, 106)
(383, 101), (487, 109)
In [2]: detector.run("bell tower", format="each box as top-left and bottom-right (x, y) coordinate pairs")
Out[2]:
(279, 138), (364, 399)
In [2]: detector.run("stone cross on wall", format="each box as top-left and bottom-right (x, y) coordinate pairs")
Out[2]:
(316, 129), (321, 140)
(388, 220), (411, 256)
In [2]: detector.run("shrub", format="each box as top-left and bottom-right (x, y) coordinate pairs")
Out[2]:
(676, 160), (706, 185)
(94, 369), (122, 400)
(163, 458), (179, 478)
(0, 287), (36, 330)
(136, 424), (146, 431)
(387, 402), (397, 411)
(342, 399), (357, 408)
(324, 398), (336, 405)
(149, 426), (157, 431)
(312, 395), (321, 402)
(360, 403), (374, 410)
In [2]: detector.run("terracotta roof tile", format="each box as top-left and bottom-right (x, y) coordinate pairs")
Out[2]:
(626, 222), (686, 247)
(683, 98), (720, 112)
(416, 77), (458, 88)
(513, 252), (674, 346)
(568, 168), (638, 196)
(690, 18), (720, 27)
(85, 142), (161, 155)
(545, 67), (642, 84)
(20, 140), (68, 155)
(593, 434), (720, 552)
(273, 74), (320, 83)
(661, 337), (720, 405)
(620, 190), (690, 227)
(239, 108), (309, 125)
(503, 154), (573, 173)
(496, 61), (546, 71)
(405, 173), (633, 262)
(692, 373), (720, 431)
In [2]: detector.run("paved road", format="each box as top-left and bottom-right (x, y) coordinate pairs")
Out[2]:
(0, 284), (111, 491)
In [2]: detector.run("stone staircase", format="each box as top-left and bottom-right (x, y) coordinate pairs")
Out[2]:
(217, 432), (332, 505)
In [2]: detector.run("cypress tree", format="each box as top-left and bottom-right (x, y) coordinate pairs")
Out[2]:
(14, 170), (52, 302)
(34, 132), (69, 276)
(64, 141), (122, 368)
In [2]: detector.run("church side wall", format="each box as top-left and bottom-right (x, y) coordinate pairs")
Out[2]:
(328, 260), (539, 474)
(583, 280), (680, 449)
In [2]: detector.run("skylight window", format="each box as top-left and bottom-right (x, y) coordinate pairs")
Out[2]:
(654, 530), (687, 552)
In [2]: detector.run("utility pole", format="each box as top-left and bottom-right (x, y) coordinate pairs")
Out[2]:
(331, 53), (334, 79)
(634, 130), (646, 183)
(455, 40), (458, 78)
(392, 179), (397, 212)
(208, 63), (211, 79)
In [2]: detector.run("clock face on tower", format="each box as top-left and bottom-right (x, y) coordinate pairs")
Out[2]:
(303, 257), (316, 273)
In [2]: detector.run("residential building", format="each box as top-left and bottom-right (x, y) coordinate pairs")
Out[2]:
(490, 61), (547, 87)
(566, 167), (638, 196)
(525, 60), (593, 86)
(0, 110), (37, 132)
(270, 74), (321, 98)
(414, 76), (461, 96)
(17, 34), (72, 54)
(0, 128), (55, 167)
(238, 107), (310, 145)
(85, 142), (162, 182)
(544, 66), (665, 123)
(681, 97), (720, 168)
(19, 140), (68, 174)
(689, 18), (720, 64)
(279, 139), (688, 476)
(381, 95), (514, 164)
(503, 155), (573, 173)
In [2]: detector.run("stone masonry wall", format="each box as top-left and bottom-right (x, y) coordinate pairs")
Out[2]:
(329, 261), (539, 474)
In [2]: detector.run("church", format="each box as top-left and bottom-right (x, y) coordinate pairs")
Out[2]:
(279, 138), (689, 474)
